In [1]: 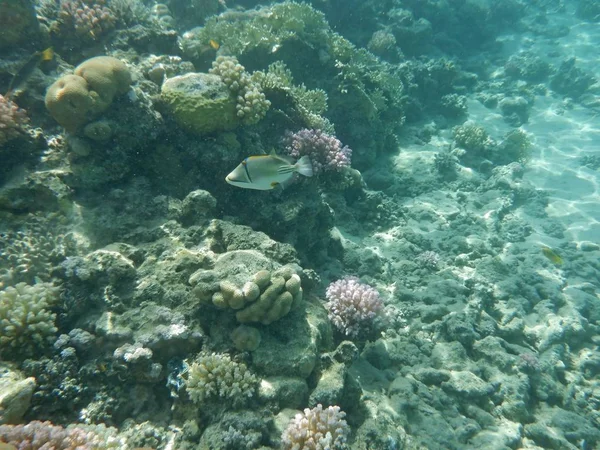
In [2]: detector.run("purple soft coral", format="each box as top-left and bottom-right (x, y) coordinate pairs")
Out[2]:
(284, 129), (352, 175)
(325, 277), (385, 337)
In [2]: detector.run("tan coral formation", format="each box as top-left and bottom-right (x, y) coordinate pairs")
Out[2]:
(189, 251), (303, 325)
(45, 56), (131, 132)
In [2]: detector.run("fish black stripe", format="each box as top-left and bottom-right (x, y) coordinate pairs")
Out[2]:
(244, 161), (253, 182)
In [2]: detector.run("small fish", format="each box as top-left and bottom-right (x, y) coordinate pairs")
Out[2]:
(226, 154), (313, 190)
(209, 39), (220, 50)
(541, 246), (563, 265)
(5, 47), (54, 98)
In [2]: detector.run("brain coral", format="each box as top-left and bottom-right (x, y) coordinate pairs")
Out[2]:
(45, 56), (131, 131)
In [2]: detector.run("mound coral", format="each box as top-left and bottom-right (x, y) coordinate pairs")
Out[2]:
(282, 404), (350, 450)
(0, 95), (29, 146)
(45, 56), (131, 131)
(185, 352), (258, 406)
(284, 129), (352, 175)
(325, 278), (385, 338)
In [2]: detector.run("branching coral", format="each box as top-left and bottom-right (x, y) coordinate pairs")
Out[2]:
(284, 129), (352, 175)
(185, 352), (258, 406)
(282, 404), (350, 450)
(325, 277), (385, 338)
(0, 282), (61, 359)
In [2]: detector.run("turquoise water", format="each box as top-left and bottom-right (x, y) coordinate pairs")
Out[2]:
(0, 0), (599, 448)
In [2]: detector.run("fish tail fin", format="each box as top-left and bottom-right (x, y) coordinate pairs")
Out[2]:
(41, 47), (54, 61)
(295, 155), (313, 177)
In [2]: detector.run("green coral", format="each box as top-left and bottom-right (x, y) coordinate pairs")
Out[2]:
(160, 72), (238, 134)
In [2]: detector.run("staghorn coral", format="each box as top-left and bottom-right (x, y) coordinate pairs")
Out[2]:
(284, 129), (352, 175)
(185, 352), (258, 406)
(0, 420), (127, 449)
(209, 56), (270, 126)
(0, 282), (61, 359)
(325, 277), (385, 338)
(0, 95), (29, 146)
(282, 404), (350, 450)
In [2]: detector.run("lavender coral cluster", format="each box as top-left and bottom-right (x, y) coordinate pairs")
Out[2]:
(325, 277), (385, 337)
(0, 94), (28, 146)
(284, 129), (352, 175)
(282, 404), (349, 450)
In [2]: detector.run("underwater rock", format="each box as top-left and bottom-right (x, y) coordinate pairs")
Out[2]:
(160, 72), (238, 134)
(0, 364), (36, 424)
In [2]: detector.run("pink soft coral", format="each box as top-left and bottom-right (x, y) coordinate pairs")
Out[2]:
(284, 129), (352, 175)
(0, 94), (28, 146)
